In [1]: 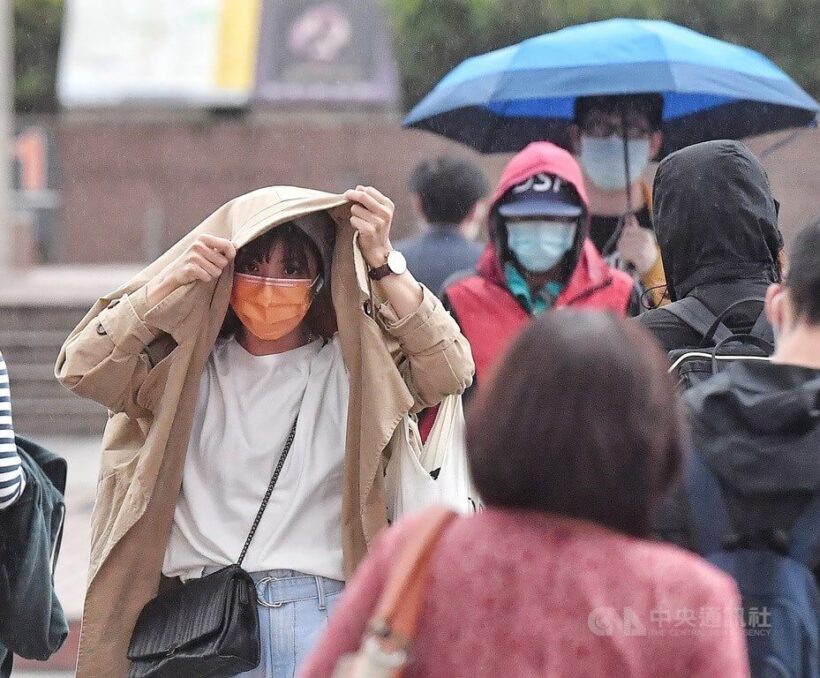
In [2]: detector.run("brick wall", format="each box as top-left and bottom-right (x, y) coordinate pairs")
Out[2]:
(54, 111), (508, 264)
(53, 111), (819, 264)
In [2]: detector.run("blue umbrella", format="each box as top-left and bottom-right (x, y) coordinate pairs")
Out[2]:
(403, 18), (818, 155)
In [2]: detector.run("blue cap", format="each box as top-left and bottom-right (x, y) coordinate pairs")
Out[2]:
(498, 173), (584, 218)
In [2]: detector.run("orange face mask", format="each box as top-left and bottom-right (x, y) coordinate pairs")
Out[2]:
(230, 273), (319, 341)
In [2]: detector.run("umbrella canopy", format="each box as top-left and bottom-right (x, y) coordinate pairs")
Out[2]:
(403, 18), (819, 155)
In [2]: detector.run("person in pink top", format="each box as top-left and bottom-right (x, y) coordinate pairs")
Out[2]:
(301, 311), (750, 678)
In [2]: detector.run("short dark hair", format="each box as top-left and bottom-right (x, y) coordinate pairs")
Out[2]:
(574, 93), (664, 132)
(409, 156), (489, 225)
(466, 311), (684, 537)
(222, 221), (336, 338)
(784, 218), (820, 324)
(235, 221), (320, 278)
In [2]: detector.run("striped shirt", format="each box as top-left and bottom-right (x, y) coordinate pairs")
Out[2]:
(0, 350), (25, 509)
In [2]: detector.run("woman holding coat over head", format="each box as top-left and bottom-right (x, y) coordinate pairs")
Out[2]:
(55, 185), (474, 677)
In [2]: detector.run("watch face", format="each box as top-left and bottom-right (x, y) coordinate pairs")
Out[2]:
(387, 250), (407, 275)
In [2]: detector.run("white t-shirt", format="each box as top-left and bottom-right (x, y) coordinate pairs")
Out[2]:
(162, 335), (349, 581)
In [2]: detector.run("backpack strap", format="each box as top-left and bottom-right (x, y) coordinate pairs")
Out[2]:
(749, 307), (775, 346)
(683, 451), (732, 555)
(664, 297), (734, 345)
(788, 493), (820, 569)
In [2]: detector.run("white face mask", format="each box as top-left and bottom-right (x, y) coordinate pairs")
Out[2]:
(579, 135), (651, 191)
(506, 220), (577, 273)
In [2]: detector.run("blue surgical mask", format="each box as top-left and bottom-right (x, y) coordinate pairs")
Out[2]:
(579, 135), (651, 191)
(506, 220), (577, 273)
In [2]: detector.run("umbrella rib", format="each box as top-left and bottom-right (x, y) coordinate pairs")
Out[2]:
(759, 126), (810, 158)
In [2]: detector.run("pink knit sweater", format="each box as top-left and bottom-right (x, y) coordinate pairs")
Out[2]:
(301, 509), (750, 678)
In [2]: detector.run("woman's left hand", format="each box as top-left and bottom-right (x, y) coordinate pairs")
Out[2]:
(344, 186), (395, 269)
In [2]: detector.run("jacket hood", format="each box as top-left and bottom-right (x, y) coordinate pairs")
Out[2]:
(653, 140), (783, 300)
(488, 142), (590, 282)
(489, 142), (590, 214)
(685, 361), (820, 496)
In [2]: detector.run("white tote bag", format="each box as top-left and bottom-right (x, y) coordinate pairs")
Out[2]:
(385, 394), (482, 521)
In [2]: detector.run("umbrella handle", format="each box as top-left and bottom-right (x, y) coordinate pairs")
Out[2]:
(599, 101), (635, 261)
(601, 215), (625, 257)
(620, 99), (634, 216)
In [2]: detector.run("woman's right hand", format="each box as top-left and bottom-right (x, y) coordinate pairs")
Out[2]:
(145, 234), (236, 307)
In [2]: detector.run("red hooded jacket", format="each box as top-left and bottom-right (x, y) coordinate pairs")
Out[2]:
(444, 143), (634, 383)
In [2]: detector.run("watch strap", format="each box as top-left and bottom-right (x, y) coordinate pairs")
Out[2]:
(368, 263), (393, 281)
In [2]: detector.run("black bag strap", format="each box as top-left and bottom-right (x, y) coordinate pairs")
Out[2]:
(237, 416), (299, 567)
(709, 334), (774, 375)
(666, 296), (773, 350)
(749, 306), (775, 345)
(701, 297), (769, 348)
(683, 450), (731, 555)
(788, 492), (820, 569)
(664, 297), (734, 346)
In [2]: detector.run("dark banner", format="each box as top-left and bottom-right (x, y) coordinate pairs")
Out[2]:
(254, 0), (399, 106)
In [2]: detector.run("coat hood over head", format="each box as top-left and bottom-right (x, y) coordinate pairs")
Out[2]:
(110, 186), (349, 299)
(481, 142), (590, 284)
(653, 140), (783, 301)
(686, 361), (820, 497)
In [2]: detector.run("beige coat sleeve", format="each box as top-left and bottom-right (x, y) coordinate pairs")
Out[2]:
(55, 284), (199, 419)
(376, 286), (475, 412)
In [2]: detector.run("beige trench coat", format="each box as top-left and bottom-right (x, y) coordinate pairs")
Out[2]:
(55, 186), (474, 677)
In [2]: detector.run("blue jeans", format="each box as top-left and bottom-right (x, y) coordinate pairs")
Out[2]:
(234, 569), (345, 678)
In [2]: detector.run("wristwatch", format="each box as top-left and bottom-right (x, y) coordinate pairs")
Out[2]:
(368, 250), (408, 281)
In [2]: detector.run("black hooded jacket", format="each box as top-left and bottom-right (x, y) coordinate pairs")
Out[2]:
(638, 140), (783, 352)
(654, 361), (820, 578)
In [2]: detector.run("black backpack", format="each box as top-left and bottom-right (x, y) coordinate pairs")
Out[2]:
(665, 296), (775, 389)
(0, 436), (68, 677)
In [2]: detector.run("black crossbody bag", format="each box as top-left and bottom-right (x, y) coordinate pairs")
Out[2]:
(127, 417), (299, 678)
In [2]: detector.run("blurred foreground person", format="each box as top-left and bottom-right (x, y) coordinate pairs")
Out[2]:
(656, 220), (820, 677)
(302, 311), (750, 678)
(56, 186), (473, 677)
(638, 140), (783, 356)
(443, 142), (638, 392)
(396, 156), (489, 295)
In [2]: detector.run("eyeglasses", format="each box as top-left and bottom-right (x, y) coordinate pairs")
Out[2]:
(581, 113), (653, 140)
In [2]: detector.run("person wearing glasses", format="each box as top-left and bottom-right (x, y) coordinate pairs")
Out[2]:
(570, 94), (667, 307)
